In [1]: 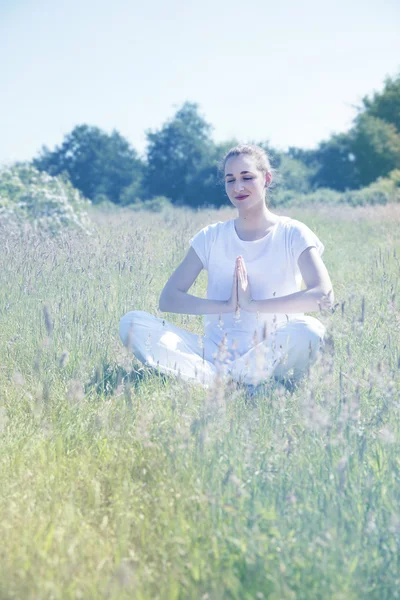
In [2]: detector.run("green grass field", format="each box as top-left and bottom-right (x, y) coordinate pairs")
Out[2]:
(0, 203), (399, 599)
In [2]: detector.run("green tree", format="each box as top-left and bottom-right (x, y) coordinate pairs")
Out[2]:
(276, 155), (314, 193)
(144, 102), (217, 205)
(33, 125), (144, 204)
(360, 73), (400, 132)
(287, 146), (319, 170)
(351, 114), (400, 186)
(311, 133), (359, 190)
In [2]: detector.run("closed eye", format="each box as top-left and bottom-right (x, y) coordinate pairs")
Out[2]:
(226, 177), (254, 183)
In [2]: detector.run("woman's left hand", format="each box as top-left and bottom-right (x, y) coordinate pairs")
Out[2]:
(237, 256), (254, 311)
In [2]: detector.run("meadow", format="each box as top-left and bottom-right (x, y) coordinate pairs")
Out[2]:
(0, 202), (399, 599)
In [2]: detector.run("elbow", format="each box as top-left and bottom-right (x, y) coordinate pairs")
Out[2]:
(159, 287), (174, 312)
(159, 290), (168, 312)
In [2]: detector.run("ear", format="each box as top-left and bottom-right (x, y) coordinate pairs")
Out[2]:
(265, 172), (272, 187)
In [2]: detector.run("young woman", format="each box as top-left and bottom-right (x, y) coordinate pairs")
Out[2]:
(119, 144), (334, 388)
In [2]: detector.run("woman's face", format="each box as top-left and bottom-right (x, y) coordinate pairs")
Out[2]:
(224, 154), (269, 211)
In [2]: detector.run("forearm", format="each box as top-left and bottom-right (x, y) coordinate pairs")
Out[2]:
(159, 289), (231, 315)
(245, 286), (334, 314)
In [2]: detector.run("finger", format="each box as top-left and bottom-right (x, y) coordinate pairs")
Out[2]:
(239, 269), (246, 291)
(238, 268), (244, 289)
(240, 265), (247, 285)
(233, 271), (238, 295)
(239, 263), (245, 284)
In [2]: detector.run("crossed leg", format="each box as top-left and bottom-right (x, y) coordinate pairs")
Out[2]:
(119, 310), (221, 387)
(228, 317), (326, 386)
(119, 311), (326, 389)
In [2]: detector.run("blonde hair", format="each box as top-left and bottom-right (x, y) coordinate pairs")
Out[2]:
(221, 144), (273, 178)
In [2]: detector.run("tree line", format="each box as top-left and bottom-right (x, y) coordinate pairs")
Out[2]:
(33, 72), (400, 207)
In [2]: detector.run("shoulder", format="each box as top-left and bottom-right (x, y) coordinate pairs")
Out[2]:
(189, 220), (231, 269)
(279, 217), (320, 239)
(202, 220), (227, 234)
(203, 220), (231, 233)
(280, 217), (325, 258)
(191, 220), (231, 241)
(279, 216), (309, 232)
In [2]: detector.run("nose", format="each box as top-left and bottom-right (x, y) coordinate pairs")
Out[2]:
(233, 180), (244, 192)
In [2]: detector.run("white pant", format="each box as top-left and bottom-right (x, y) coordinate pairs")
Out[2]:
(119, 310), (326, 387)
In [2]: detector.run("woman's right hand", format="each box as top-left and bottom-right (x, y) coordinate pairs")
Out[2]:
(224, 259), (239, 313)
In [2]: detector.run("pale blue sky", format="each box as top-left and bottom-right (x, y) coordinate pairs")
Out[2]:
(1, 0), (399, 165)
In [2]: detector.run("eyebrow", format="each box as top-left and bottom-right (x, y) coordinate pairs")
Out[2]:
(224, 170), (254, 178)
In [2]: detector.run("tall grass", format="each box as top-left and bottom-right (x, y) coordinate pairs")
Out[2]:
(0, 204), (399, 599)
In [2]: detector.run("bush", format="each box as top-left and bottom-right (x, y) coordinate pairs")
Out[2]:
(343, 174), (400, 206)
(270, 187), (342, 207)
(0, 164), (92, 234)
(269, 180), (399, 208)
(343, 188), (389, 206)
(118, 180), (144, 206)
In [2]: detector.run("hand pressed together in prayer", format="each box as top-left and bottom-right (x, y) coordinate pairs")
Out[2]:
(237, 256), (254, 311)
(226, 256), (254, 313)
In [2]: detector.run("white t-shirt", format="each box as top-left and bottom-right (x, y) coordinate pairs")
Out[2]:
(190, 216), (325, 354)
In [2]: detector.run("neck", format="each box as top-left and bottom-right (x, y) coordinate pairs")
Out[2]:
(236, 202), (276, 232)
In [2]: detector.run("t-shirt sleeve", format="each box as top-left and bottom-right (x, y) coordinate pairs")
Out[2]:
(290, 220), (325, 265)
(189, 224), (215, 270)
